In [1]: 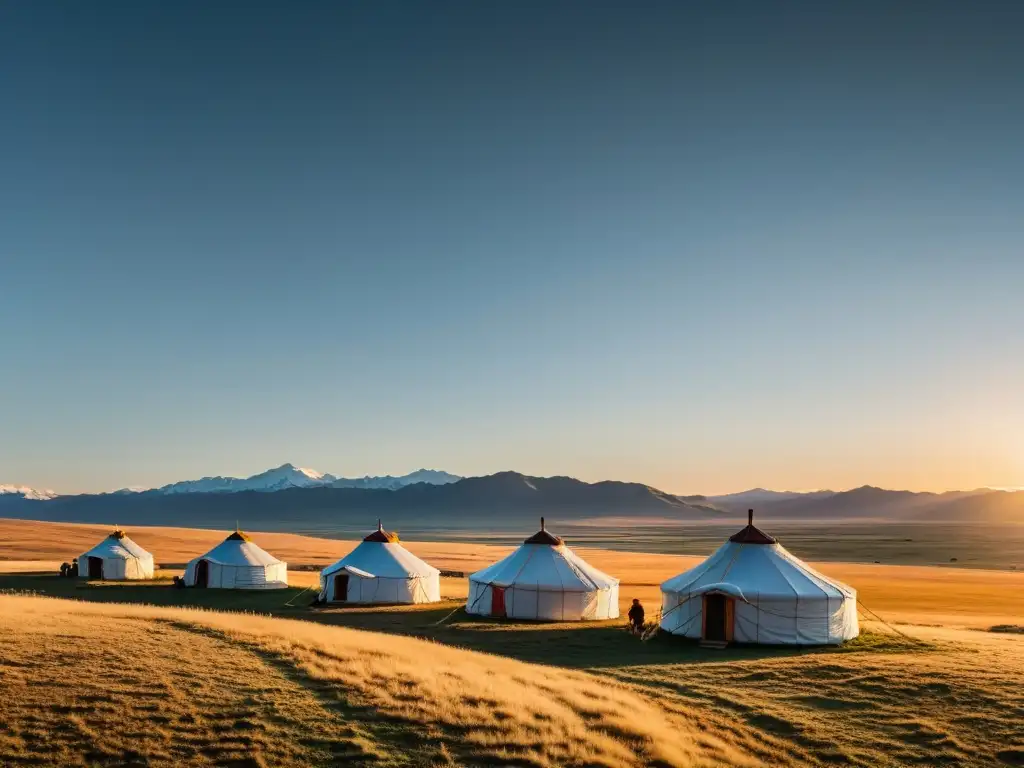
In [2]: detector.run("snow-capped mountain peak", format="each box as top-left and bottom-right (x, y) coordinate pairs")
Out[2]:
(244, 463), (338, 491)
(156, 463), (336, 495)
(152, 464), (462, 495)
(0, 485), (58, 501)
(5, 466), (464, 498)
(267, 462), (318, 477)
(286, 464), (327, 480)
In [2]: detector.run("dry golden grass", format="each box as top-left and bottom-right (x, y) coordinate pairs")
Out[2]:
(4, 520), (1024, 766)
(0, 595), (763, 768)
(4, 518), (1023, 624)
(607, 625), (1024, 767)
(3, 598), (1022, 767)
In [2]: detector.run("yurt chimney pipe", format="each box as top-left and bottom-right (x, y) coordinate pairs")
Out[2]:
(748, 509), (754, 526)
(541, 516), (545, 531)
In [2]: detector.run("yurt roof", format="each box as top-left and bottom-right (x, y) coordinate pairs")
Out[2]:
(470, 531), (617, 592)
(193, 532), (282, 567)
(729, 510), (777, 544)
(322, 528), (438, 580)
(363, 521), (400, 543)
(81, 532), (152, 561)
(661, 513), (853, 601)
(522, 517), (563, 546)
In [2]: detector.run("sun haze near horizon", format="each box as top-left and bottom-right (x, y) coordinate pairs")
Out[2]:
(2, 3), (1023, 495)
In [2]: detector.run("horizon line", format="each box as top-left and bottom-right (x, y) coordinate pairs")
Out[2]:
(4, 466), (1022, 499)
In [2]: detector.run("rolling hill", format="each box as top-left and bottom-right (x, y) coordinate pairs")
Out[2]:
(0, 595), (757, 768)
(3, 572), (1023, 767)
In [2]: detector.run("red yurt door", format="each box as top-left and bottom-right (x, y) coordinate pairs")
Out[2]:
(491, 587), (506, 617)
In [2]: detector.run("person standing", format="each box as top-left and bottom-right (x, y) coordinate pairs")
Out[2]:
(627, 598), (645, 633)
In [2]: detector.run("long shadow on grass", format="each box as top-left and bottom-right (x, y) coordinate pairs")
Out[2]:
(0, 573), (309, 613)
(159, 619), (549, 768)
(2, 573), (918, 670)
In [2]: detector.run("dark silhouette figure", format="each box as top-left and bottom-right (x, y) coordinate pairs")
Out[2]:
(628, 598), (645, 633)
(59, 562), (70, 577)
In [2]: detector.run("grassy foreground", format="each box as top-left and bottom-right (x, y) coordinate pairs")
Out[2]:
(2, 592), (1022, 767)
(0, 595), (759, 768)
(3, 519), (1024, 766)
(610, 625), (1024, 767)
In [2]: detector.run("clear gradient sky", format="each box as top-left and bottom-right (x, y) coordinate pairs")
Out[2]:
(2, 2), (1023, 495)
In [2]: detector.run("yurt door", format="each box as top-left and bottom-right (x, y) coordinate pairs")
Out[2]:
(491, 587), (506, 617)
(195, 559), (209, 588)
(87, 557), (103, 579)
(334, 574), (349, 602)
(703, 594), (729, 642)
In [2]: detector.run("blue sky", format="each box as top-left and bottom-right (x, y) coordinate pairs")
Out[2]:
(2, 2), (1023, 494)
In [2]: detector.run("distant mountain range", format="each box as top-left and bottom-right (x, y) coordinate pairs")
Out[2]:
(707, 484), (1023, 522)
(1, 467), (1022, 529)
(130, 464), (463, 495)
(707, 488), (836, 507)
(0, 470), (702, 529)
(0, 485), (58, 502)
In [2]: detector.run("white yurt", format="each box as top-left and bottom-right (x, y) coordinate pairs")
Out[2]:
(183, 530), (288, 589)
(79, 529), (155, 580)
(660, 511), (859, 646)
(466, 518), (619, 621)
(319, 522), (441, 604)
